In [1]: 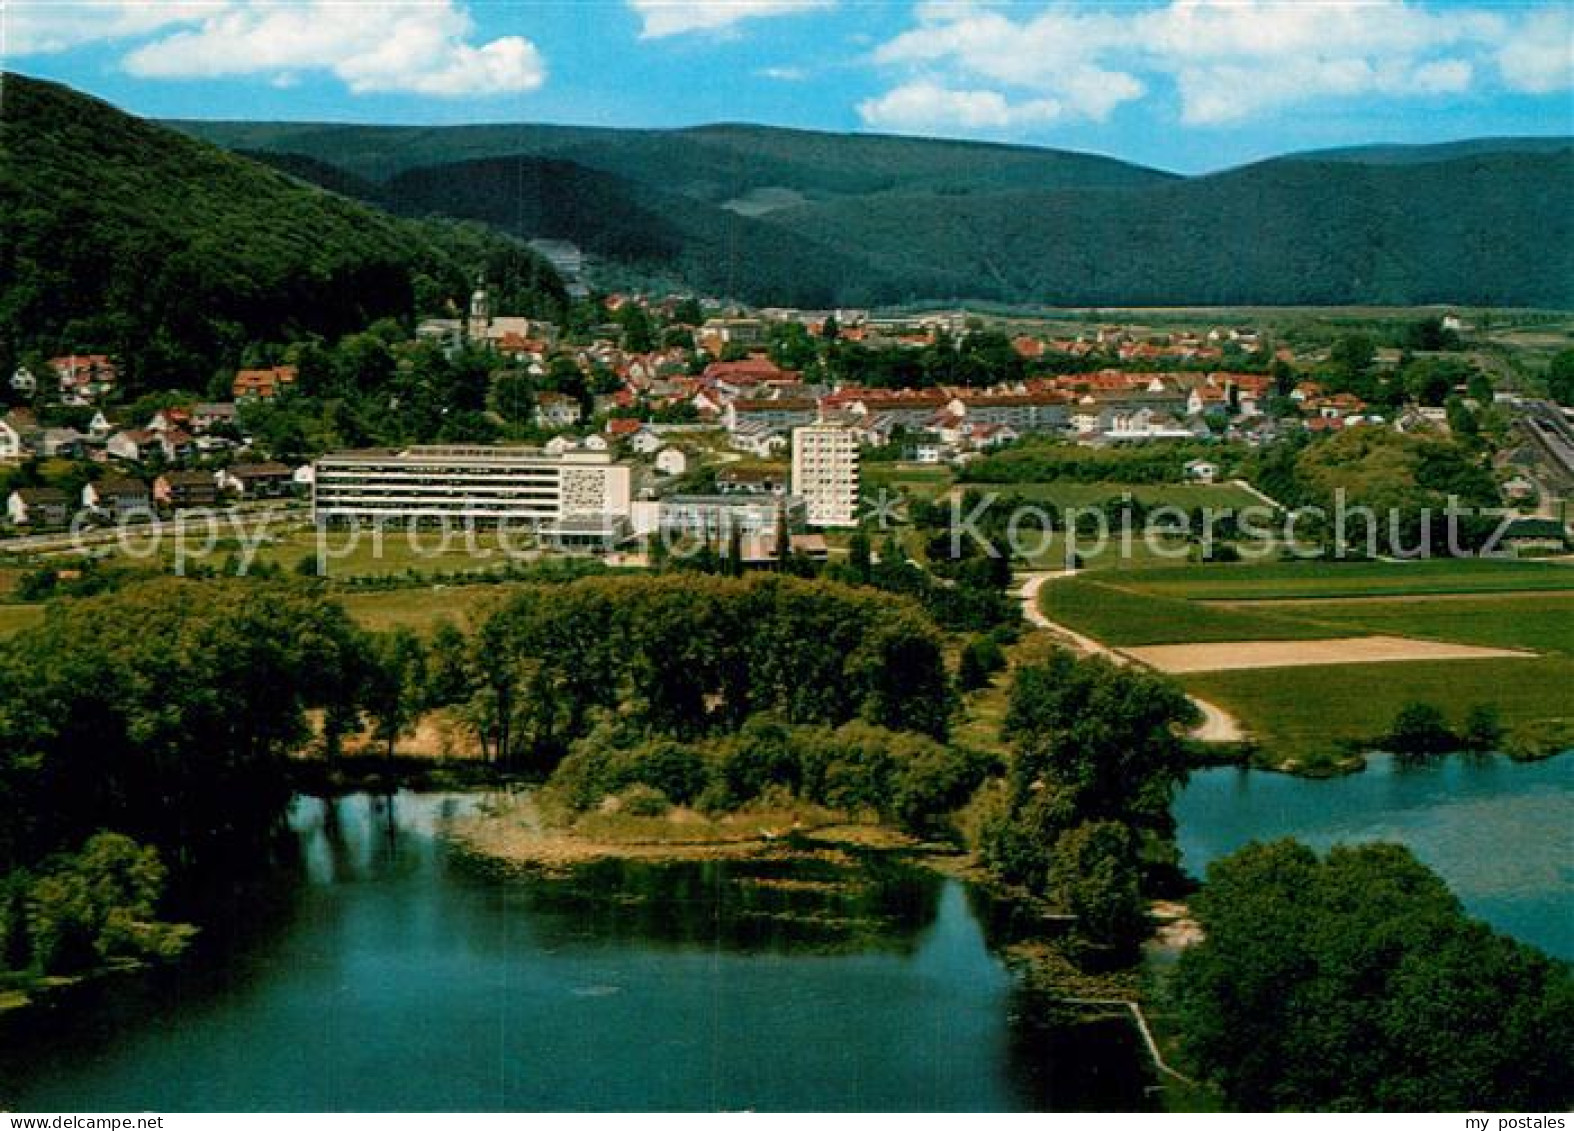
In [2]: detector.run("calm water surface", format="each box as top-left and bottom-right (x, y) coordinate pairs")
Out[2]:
(1176, 753), (1574, 960)
(7, 753), (1568, 1111)
(1, 793), (1151, 1112)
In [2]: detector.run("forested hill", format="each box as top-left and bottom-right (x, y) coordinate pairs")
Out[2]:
(185, 113), (1574, 310)
(177, 118), (1177, 201)
(0, 74), (565, 392)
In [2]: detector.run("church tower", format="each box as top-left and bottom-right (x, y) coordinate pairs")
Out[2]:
(467, 276), (491, 341)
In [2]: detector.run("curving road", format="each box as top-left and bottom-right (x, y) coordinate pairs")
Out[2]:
(1015, 570), (1245, 744)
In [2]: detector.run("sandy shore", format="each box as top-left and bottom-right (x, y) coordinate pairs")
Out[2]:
(446, 794), (919, 872)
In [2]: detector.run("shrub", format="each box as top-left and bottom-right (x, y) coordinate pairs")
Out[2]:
(1385, 701), (1456, 757)
(614, 784), (671, 818)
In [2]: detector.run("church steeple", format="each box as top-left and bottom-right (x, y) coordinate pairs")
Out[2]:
(467, 274), (491, 340)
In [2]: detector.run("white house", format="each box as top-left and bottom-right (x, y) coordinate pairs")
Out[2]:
(9, 367), (36, 396)
(1184, 458), (1220, 484)
(0, 418), (23, 461)
(629, 428), (664, 455)
(654, 447), (688, 477)
(534, 393), (583, 429)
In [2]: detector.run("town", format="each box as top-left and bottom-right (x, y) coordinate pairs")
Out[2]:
(5, 286), (1570, 571)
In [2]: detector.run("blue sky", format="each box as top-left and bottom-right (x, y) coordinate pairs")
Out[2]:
(6, 1), (1572, 172)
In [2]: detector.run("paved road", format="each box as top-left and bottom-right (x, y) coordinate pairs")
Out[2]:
(1016, 570), (1246, 744)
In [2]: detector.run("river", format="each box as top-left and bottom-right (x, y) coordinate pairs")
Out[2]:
(3, 752), (1567, 1111)
(0, 793), (1151, 1112)
(1176, 753), (1573, 961)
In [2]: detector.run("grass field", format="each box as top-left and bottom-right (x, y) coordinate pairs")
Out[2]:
(1181, 656), (1574, 769)
(1040, 577), (1352, 645)
(1116, 558), (1574, 600)
(0, 605), (44, 638)
(337, 584), (519, 633)
(980, 481), (1265, 511)
(1033, 556), (1574, 768)
(1246, 594), (1574, 656)
(861, 463), (955, 503)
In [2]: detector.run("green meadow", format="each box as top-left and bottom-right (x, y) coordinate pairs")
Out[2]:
(1035, 557), (1574, 769)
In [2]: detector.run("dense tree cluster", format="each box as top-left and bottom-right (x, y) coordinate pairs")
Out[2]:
(0, 833), (195, 977)
(0, 76), (565, 393)
(549, 717), (998, 837)
(975, 649), (1200, 950)
(0, 579), (369, 873)
(1172, 840), (1574, 1110)
(959, 440), (1233, 486)
(420, 574), (953, 770)
(1246, 427), (1503, 556)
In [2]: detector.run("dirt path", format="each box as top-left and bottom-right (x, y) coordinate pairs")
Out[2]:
(1016, 571), (1246, 743)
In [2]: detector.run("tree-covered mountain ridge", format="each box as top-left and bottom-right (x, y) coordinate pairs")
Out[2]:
(183, 112), (1574, 310)
(0, 73), (566, 389)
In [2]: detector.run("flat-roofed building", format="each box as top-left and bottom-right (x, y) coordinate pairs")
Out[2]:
(312, 445), (632, 527)
(658, 494), (806, 540)
(791, 421), (860, 528)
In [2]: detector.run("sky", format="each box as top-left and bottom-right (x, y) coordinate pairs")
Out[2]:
(4, 0), (1572, 173)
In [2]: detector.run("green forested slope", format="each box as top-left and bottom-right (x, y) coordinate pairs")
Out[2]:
(183, 111), (1573, 309)
(0, 74), (564, 391)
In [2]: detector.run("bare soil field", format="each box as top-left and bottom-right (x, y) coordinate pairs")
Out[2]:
(1124, 634), (1533, 674)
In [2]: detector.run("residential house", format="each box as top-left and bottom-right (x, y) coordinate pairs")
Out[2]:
(36, 428), (86, 459)
(654, 447), (688, 477)
(1497, 518), (1568, 556)
(9, 367), (36, 397)
(605, 418), (644, 443)
(1184, 459), (1221, 484)
(232, 365), (297, 401)
(724, 397), (818, 435)
(728, 419), (787, 458)
(1501, 475), (1537, 503)
(51, 355), (117, 404)
(947, 390), (1072, 434)
(191, 402), (239, 433)
(83, 477), (153, 521)
(154, 470), (219, 509)
(716, 466), (788, 495)
(534, 392), (583, 429)
(0, 417), (23, 461)
(7, 486), (71, 527)
(629, 427), (665, 456)
(107, 428), (193, 463)
(218, 462), (295, 498)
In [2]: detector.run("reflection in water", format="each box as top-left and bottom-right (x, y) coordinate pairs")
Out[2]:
(0, 792), (1153, 1112)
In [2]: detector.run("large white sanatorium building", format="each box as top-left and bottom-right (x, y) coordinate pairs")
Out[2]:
(312, 446), (632, 526)
(790, 422), (860, 528)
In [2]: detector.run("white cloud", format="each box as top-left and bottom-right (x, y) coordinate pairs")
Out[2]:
(860, 0), (1572, 134)
(4, 1), (219, 55)
(628, 0), (834, 40)
(6, 1), (545, 97)
(1497, 7), (1574, 95)
(860, 81), (1066, 131)
(758, 65), (809, 82)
